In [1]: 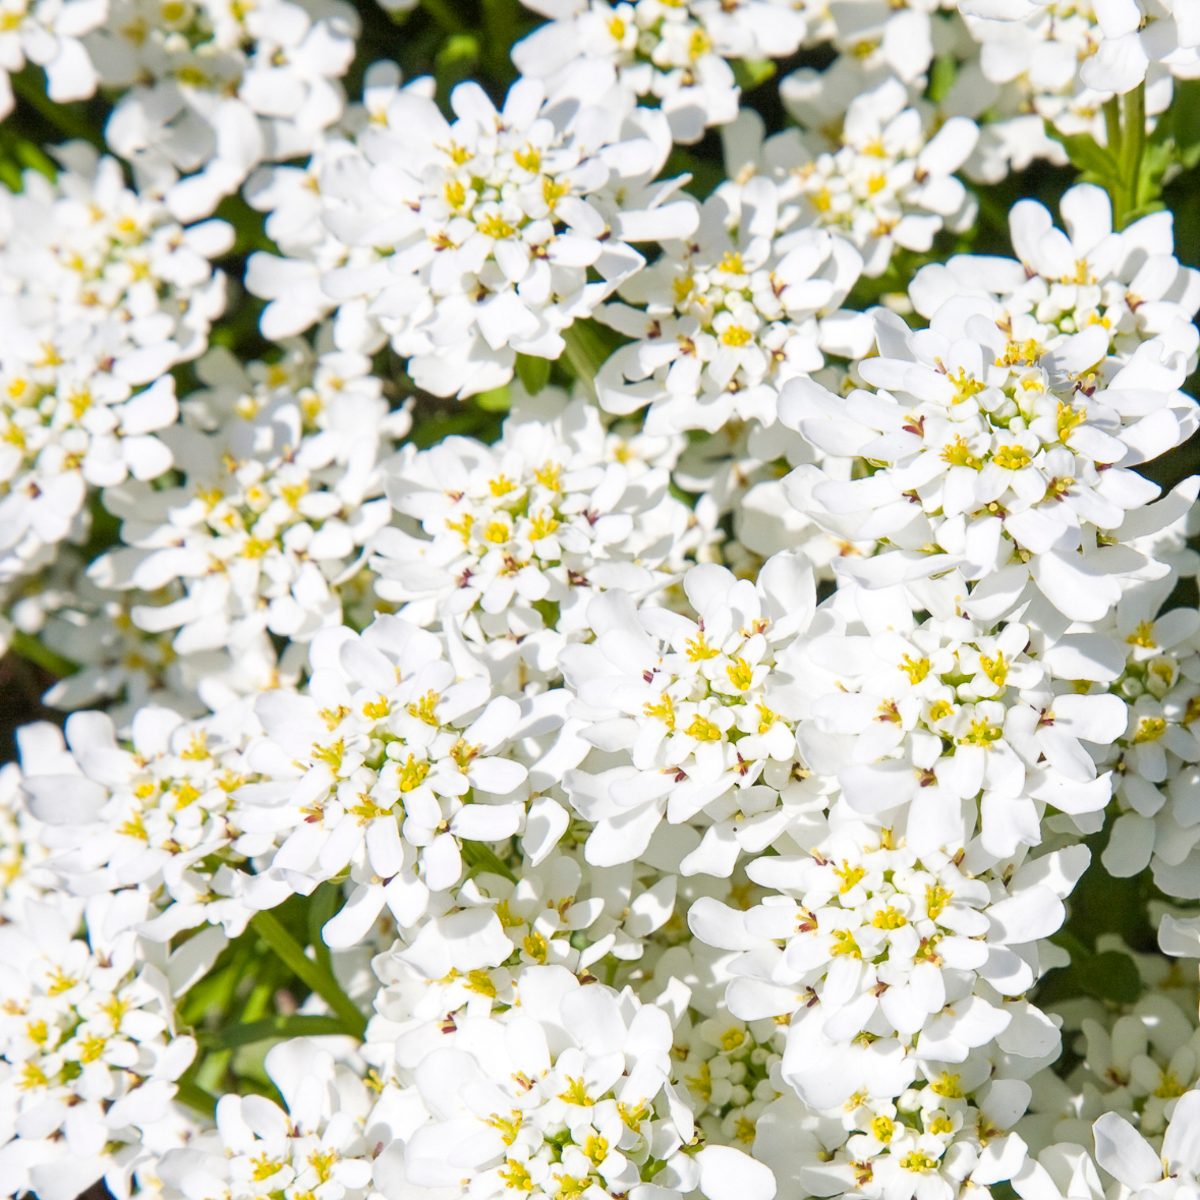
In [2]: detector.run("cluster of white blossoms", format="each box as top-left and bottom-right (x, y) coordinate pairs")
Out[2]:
(371, 392), (706, 672)
(962, 0), (1200, 104)
(512, 0), (808, 144)
(0, 143), (230, 607)
(0, 891), (216, 1200)
(90, 337), (409, 666)
(28, 0), (361, 220)
(7, 0), (1200, 1197)
(247, 70), (699, 398)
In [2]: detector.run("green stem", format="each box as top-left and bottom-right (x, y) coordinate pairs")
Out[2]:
(199, 1014), (351, 1049)
(249, 910), (367, 1039)
(1102, 83), (1146, 229)
(421, 0), (464, 32)
(307, 883), (339, 979)
(1121, 82), (1146, 224)
(482, 0), (519, 82)
(174, 1079), (218, 1119)
(11, 72), (103, 148)
(1103, 95), (1122, 164)
(10, 630), (77, 679)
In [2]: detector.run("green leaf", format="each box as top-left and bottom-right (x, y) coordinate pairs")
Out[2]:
(732, 58), (775, 91)
(174, 1079), (218, 1118)
(474, 384), (513, 412)
(198, 1014), (351, 1050)
(928, 55), (958, 106)
(249, 910), (367, 1038)
(12, 67), (104, 148)
(461, 839), (518, 883)
(531, 597), (560, 630)
(515, 353), (551, 396)
(1153, 78), (1200, 160)
(308, 882), (340, 978)
(561, 319), (625, 397)
(11, 139), (55, 182)
(1042, 120), (1121, 183)
(10, 630), (77, 679)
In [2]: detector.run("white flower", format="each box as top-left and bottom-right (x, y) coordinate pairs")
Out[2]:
(689, 812), (1084, 1104)
(156, 1037), (375, 1200)
(1093, 1088), (1200, 1195)
(0, 892), (209, 1200)
(560, 553), (816, 870)
(756, 1064), (1035, 1200)
(90, 340), (404, 657)
(730, 63), (979, 276)
(93, 0), (359, 220)
(961, 0), (1200, 97)
(18, 704), (259, 939)
(403, 964), (775, 1200)
(230, 613), (575, 944)
(371, 392), (704, 668)
(595, 179), (864, 434)
(514, 0), (807, 143)
(247, 70), (697, 397)
(0, 0), (105, 118)
(780, 298), (1197, 621)
(909, 184), (1200, 375)
(0, 144), (231, 593)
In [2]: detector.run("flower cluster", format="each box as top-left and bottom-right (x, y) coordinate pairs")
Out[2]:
(4, 0), (1200, 1198)
(0, 145), (230, 600)
(248, 73), (698, 397)
(372, 393), (704, 670)
(513, 0), (809, 143)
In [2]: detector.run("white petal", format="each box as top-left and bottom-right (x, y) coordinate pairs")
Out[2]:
(697, 1145), (777, 1200)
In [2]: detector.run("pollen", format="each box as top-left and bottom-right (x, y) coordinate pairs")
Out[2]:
(980, 651), (1007, 687)
(926, 882), (953, 919)
(940, 435), (982, 470)
(644, 694), (676, 730)
(993, 445), (1031, 471)
(727, 656), (755, 690)
(1127, 620), (1156, 648)
(686, 631), (720, 660)
(685, 715), (722, 742)
(1134, 716), (1167, 743)
(397, 754), (431, 792)
(830, 929), (862, 958)
(871, 905), (907, 930)
(833, 860), (865, 893)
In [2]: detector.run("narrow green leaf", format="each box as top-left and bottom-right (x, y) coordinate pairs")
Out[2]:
(199, 1014), (351, 1050)
(421, 0), (464, 31)
(515, 353), (551, 396)
(732, 58), (775, 91)
(12, 139), (55, 181)
(12, 69), (104, 148)
(928, 55), (958, 106)
(10, 630), (77, 679)
(174, 1079), (218, 1118)
(308, 883), (340, 978)
(462, 839), (518, 883)
(474, 384), (513, 412)
(1041, 120), (1120, 182)
(561, 319), (624, 397)
(249, 910), (367, 1039)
